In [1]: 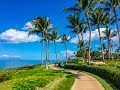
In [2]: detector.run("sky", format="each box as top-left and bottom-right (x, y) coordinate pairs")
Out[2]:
(0, 0), (119, 60)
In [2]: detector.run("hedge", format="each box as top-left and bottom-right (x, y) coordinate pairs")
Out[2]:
(65, 64), (120, 89)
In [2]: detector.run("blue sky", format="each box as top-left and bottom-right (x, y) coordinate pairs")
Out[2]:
(0, 0), (119, 60)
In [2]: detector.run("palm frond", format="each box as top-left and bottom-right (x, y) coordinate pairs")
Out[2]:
(63, 7), (81, 13)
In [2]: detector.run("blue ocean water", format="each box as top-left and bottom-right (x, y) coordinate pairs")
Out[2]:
(0, 60), (61, 69)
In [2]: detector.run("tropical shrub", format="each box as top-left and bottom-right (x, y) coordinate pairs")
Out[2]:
(106, 61), (120, 69)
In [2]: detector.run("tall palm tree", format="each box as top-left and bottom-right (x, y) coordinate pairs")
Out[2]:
(105, 0), (120, 52)
(61, 34), (71, 64)
(66, 14), (87, 60)
(64, 0), (97, 64)
(28, 17), (43, 64)
(103, 29), (116, 60)
(102, 12), (117, 60)
(90, 8), (109, 61)
(51, 31), (59, 63)
(29, 16), (54, 69)
(46, 33), (53, 63)
(66, 14), (81, 43)
(43, 33), (52, 69)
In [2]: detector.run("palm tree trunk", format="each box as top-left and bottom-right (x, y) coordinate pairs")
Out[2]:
(82, 33), (86, 60)
(77, 33), (81, 46)
(81, 33), (85, 62)
(48, 41), (50, 64)
(46, 40), (48, 69)
(110, 47), (112, 60)
(111, 47), (114, 60)
(54, 41), (58, 63)
(81, 33), (83, 41)
(114, 9), (120, 53)
(110, 46), (114, 60)
(64, 42), (67, 64)
(106, 25), (110, 61)
(41, 33), (44, 65)
(85, 11), (91, 64)
(108, 39), (110, 61)
(97, 25), (104, 61)
(77, 33), (84, 62)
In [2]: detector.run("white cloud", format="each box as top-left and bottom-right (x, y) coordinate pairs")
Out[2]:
(56, 38), (62, 42)
(0, 29), (40, 43)
(0, 54), (22, 58)
(1, 55), (9, 57)
(56, 35), (71, 42)
(58, 50), (76, 59)
(70, 28), (119, 44)
(48, 24), (53, 29)
(22, 21), (35, 30)
(23, 21), (53, 30)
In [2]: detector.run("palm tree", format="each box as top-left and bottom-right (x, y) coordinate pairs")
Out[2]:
(103, 29), (115, 60)
(66, 14), (81, 43)
(61, 34), (71, 64)
(28, 17), (43, 64)
(102, 44), (107, 58)
(103, 29), (117, 61)
(102, 12), (117, 60)
(77, 40), (87, 62)
(64, 0), (97, 64)
(90, 8), (109, 61)
(109, 41), (115, 60)
(43, 33), (52, 69)
(66, 14), (87, 60)
(29, 16), (54, 69)
(51, 31), (59, 63)
(46, 33), (53, 63)
(105, 0), (120, 52)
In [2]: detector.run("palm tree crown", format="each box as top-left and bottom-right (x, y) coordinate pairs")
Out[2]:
(61, 34), (70, 43)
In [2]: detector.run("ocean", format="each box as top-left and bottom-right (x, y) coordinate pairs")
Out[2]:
(0, 60), (62, 69)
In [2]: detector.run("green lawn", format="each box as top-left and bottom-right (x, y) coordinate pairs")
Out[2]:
(0, 65), (64, 90)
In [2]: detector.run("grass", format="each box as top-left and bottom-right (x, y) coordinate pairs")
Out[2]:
(53, 74), (75, 90)
(0, 65), (76, 90)
(0, 65), (64, 90)
(37, 75), (66, 90)
(84, 71), (116, 90)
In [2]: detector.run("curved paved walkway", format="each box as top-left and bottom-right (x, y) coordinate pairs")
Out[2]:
(68, 70), (105, 90)
(49, 65), (105, 90)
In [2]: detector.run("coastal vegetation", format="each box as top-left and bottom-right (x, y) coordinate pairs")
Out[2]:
(0, 0), (120, 89)
(0, 65), (75, 90)
(64, 0), (120, 62)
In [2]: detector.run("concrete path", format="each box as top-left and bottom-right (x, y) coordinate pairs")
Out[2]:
(49, 65), (105, 90)
(68, 70), (105, 90)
